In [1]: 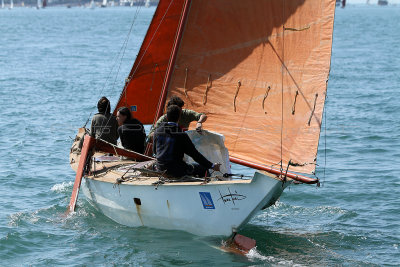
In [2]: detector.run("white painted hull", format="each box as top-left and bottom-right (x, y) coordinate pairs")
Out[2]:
(81, 171), (289, 237)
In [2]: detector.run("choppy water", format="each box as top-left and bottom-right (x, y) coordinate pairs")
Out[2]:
(0, 4), (399, 266)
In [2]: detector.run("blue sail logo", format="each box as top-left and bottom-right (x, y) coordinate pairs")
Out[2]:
(199, 192), (215, 209)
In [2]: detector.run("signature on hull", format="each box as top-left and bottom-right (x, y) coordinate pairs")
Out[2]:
(218, 187), (246, 205)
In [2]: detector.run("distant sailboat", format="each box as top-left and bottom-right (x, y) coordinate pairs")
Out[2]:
(90, 0), (95, 9)
(9, 0), (13, 9)
(36, 0), (41, 9)
(1, 0), (4, 9)
(145, 0), (150, 8)
(101, 0), (107, 7)
(42, 0), (47, 8)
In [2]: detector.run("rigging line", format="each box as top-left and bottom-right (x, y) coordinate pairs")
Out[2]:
(98, 4), (143, 138)
(266, 40), (322, 127)
(280, 0), (285, 172)
(128, 0), (176, 80)
(88, 4), (142, 125)
(183, 67), (189, 98)
(323, 89), (327, 187)
(307, 93), (318, 126)
(112, 4), (143, 100)
(151, 0), (190, 130)
(149, 64), (158, 91)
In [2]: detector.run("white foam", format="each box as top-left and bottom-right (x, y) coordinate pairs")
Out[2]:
(246, 248), (306, 267)
(51, 181), (73, 193)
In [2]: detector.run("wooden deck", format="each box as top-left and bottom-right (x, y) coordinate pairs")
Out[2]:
(69, 129), (279, 187)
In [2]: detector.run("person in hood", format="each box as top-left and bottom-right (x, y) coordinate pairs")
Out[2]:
(90, 96), (119, 145)
(116, 106), (146, 154)
(153, 104), (220, 177)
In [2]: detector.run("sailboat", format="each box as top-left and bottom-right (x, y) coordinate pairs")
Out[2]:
(101, 0), (107, 7)
(69, 0), (336, 241)
(145, 0), (150, 8)
(9, 0), (12, 9)
(1, 0), (4, 9)
(90, 0), (95, 9)
(42, 0), (47, 8)
(36, 0), (41, 9)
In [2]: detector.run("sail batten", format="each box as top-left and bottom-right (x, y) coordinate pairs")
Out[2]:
(166, 0), (336, 174)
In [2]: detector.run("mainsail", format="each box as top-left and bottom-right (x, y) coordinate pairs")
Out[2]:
(114, 0), (186, 124)
(163, 0), (336, 174)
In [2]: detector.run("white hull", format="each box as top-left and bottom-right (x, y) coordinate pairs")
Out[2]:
(81, 171), (289, 237)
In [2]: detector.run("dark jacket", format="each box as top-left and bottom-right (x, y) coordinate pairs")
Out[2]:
(118, 118), (146, 154)
(90, 113), (119, 145)
(153, 122), (212, 177)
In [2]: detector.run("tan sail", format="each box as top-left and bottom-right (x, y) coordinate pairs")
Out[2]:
(166, 0), (336, 174)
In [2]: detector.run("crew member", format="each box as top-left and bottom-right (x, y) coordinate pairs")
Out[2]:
(153, 105), (220, 177)
(116, 106), (146, 154)
(90, 96), (118, 145)
(148, 96), (207, 141)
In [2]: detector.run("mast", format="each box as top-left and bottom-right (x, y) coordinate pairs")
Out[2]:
(114, 0), (189, 124)
(153, 0), (192, 123)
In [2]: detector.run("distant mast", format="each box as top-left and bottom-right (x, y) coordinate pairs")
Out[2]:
(101, 0), (107, 7)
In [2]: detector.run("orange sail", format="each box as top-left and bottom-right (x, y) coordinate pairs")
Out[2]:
(114, 0), (186, 124)
(166, 0), (336, 174)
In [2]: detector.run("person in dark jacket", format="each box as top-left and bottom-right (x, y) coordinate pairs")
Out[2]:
(154, 105), (220, 177)
(116, 107), (146, 154)
(90, 96), (119, 145)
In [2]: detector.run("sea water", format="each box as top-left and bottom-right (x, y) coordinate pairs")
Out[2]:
(0, 4), (399, 266)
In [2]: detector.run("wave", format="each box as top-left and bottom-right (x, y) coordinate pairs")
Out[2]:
(50, 181), (73, 193)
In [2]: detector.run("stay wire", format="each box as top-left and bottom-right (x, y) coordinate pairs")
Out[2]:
(97, 4), (143, 138)
(85, 4), (142, 127)
(98, 0), (176, 138)
(280, 0), (285, 173)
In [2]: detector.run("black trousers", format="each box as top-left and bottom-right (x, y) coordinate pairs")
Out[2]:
(185, 163), (210, 177)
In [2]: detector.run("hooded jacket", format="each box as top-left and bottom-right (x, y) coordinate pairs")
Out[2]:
(153, 122), (212, 177)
